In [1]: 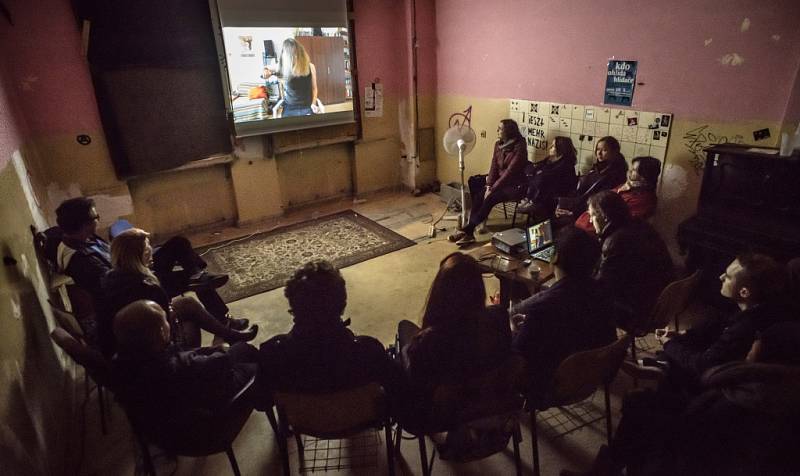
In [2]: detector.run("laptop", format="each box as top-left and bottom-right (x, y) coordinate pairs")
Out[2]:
(526, 219), (556, 263)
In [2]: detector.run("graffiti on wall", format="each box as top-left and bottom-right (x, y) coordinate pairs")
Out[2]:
(683, 125), (743, 175)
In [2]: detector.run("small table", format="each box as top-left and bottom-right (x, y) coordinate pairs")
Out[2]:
(466, 243), (554, 308)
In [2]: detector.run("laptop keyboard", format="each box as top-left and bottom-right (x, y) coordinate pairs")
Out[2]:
(533, 246), (555, 262)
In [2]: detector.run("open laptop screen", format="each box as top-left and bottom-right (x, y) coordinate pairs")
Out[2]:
(527, 219), (554, 254)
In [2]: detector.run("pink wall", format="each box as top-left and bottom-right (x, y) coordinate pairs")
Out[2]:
(414, 0), (437, 97)
(783, 63), (800, 125)
(436, 0), (800, 122)
(353, 0), (410, 96)
(0, 0), (102, 137)
(0, 69), (24, 171)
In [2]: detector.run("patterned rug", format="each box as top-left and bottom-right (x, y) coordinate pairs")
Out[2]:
(197, 210), (416, 303)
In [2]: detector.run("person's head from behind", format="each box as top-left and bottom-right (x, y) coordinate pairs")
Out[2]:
(595, 136), (622, 164)
(746, 321), (800, 365)
(422, 252), (486, 329)
(552, 226), (600, 280)
(56, 197), (100, 239)
(497, 119), (523, 143)
(628, 156), (661, 189)
(587, 190), (631, 235)
(285, 259), (347, 326)
(113, 300), (170, 357)
(111, 228), (155, 279)
(279, 38), (311, 79)
(719, 253), (785, 308)
(550, 136), (577, 165)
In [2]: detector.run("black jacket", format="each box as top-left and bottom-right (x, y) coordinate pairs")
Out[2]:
(569, 155), (628, 215)
(59, 235), (112, 297)
(525, 157), (578, 218)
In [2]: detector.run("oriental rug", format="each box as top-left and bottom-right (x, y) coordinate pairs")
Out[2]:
(197, 210), (416, 303)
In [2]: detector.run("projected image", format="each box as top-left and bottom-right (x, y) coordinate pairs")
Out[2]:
(222, 27), (353, 127)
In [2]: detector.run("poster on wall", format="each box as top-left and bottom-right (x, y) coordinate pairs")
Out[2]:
(604, 60), (637, 107)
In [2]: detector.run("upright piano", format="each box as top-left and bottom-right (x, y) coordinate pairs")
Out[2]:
(677, 143), (800, 272)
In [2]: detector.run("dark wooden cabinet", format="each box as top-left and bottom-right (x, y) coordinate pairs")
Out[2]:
(296, 36), (347, 105)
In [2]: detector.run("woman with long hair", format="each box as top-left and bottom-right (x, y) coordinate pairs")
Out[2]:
(397, 252), (510, 400)
(555, 135), (628, 220)
(449, 119), (528, 245)
(98, 228), (257, 357)
(264, 38), (319, 117)
(517, 135), (579, 219)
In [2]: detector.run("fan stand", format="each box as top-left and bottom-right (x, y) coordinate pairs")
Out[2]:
(439, 143), (468, 230)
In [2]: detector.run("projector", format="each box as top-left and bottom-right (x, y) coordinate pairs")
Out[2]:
(492, 228), (527, 255)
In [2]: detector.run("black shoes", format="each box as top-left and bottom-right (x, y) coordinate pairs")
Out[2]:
(224, 324), (259, 344)
(186, 271), (229, 291)
(228, 317), (250, 331)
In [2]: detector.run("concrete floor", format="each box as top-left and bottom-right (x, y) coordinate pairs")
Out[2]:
(80, 190), (636, 476)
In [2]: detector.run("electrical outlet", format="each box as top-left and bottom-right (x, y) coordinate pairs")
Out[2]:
(753, 128), (771, 141)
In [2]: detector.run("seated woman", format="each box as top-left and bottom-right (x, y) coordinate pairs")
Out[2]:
(516, 136), (579, 219)
(397, 252), (511, 424)
(98, 228), (257, 357)
(574, 156), (661, 236)
(449, 119), (528, 245)
(263, 38), (318, 117)
(554, 135), (628, 223)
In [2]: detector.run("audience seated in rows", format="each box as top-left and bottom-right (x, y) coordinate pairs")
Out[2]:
(516, 136), (578, 219)
(111, 300), (261, 441)
(554, 136), (628, 222)
(511, 227), (617, 403)
(99, 229), (256, 357)
(575, 156), (662, 236)
(258, 260), (398, 394)
(397, 252), (511, 424)
(562, 321), (800, 476)
(588, 190), (675, 330)
(54, 197), (247, 330)
(658, 253), (793, 392)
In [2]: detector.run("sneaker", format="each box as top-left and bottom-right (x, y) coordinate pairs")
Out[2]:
(455, 233), (476, 246)
(186, 271), (229, 290)
(227, 317), (250, 331)
(448, 231), (466, 242)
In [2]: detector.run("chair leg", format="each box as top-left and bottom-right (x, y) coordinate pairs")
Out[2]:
(512, 422), (523, 476)
(265, 407), (279, 438)
(418, 436), (431, 476)
(531, 410), (541, 476)
(503, 202), (509, 219)
(630, 339), (639, 387)
(276, 408), (292, 476)
(511, 203), (518, 227)
(225, 447), (242, 476)
(604, 383), (613, 443)
(394, 425), (403, 455)
(385, 423), (396, 476)
(98, 385), (108, 435)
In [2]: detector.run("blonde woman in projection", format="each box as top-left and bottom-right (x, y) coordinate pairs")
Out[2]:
(263, 38), (319, 117)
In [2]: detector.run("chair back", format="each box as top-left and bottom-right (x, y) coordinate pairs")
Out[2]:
(274, 382), (387, 439)
(50, 327), (113, 386)
(549, 334), (631, 406)
(643, 270), (702, 333)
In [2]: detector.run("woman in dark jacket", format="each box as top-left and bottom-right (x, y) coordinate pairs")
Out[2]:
(517, 136), (579, 220)
(449, 119), (528, 245)
(396, 252), (511, 424)
(98, 228), (257, 357)
(555, 135), (628, 220)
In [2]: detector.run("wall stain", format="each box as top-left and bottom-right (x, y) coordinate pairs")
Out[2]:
(682, 125), (744, 175)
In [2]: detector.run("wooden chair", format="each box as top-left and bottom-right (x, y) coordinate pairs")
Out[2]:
(49, 326), (113, 435)
(395, 355), (526, 476)
(124, 376), (257, 476)
(527, 334), (632, 476)
(273, 382), (395, 476)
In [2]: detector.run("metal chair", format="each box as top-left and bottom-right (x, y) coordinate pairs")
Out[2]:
(273, 382), (396, 476)
(527, 334), (632, 476)
(395, 355), (526, 476)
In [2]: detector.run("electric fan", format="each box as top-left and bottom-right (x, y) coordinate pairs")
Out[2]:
(442, 123), (477, 228)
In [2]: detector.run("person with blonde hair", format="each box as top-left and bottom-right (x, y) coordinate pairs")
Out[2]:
(263, 37), (319, 117)
(98, 228), (257, 357)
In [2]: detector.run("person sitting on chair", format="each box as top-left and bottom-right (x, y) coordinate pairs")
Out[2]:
(511, 227), (616, 403)
(100, 229), (257, 357)
(397, 252), (511, 423)
(516, 136), (578, 219)
(588, 190), (674, 330)
(54, 197), (248, 331)
(112, 300), (261, 440)
(656, 253), (793, 392)
(448, 119), (528, 245)
(574, 156), (661, 236)
(258, 260), (398, 396)
(263, 38), (319, 117)
(554, 136), (628, 224)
